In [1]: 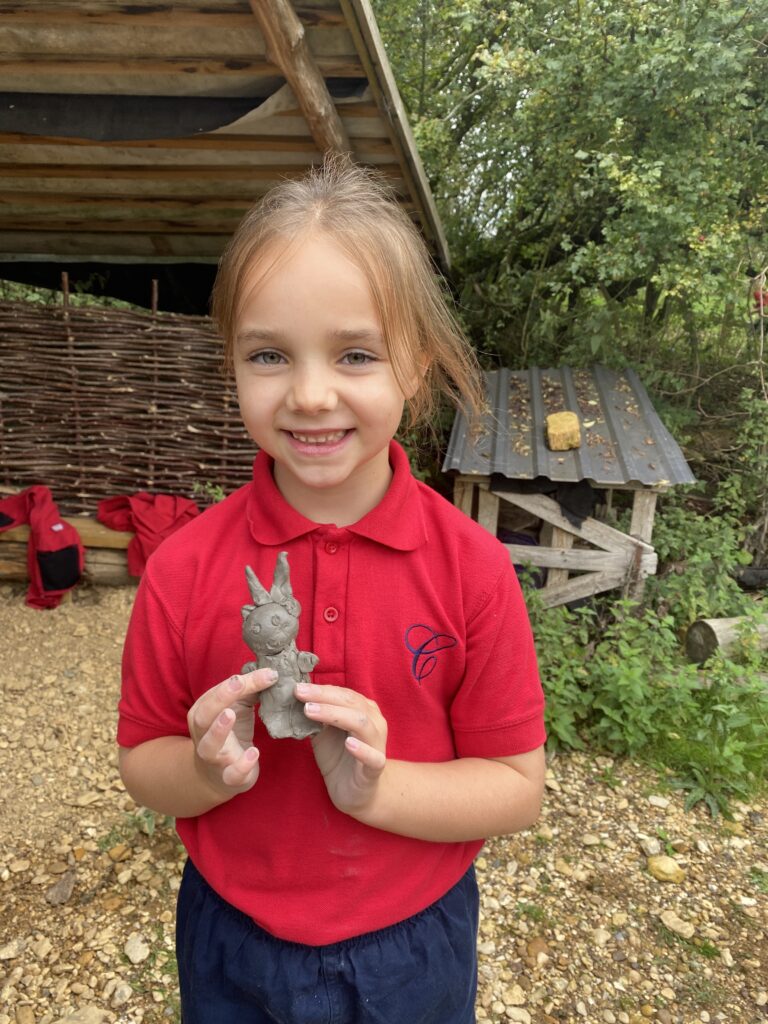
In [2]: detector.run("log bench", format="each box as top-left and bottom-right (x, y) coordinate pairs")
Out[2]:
(0, 516), (133, 586)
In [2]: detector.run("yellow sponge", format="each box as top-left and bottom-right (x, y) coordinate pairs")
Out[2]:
(546, 411), (581, 451)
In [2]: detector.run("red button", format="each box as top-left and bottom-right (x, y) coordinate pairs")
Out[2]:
(323, 606), (339, 623)
(325, 542), (339, 554)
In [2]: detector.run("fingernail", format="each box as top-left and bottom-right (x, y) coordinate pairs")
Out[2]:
(227, 676), (244, 692)
(304, 702), (318, 713)
(296, 682), (309, 696)
(218, 710), (233, 726)
(267, 670), (279, 683)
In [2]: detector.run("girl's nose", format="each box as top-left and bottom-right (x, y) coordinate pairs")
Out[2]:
(286, 365), (338, 414)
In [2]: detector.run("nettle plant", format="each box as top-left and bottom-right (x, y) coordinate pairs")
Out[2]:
(524, 483), (768, 816)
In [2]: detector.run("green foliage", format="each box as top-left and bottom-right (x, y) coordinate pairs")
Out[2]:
(524, 486), (768, 815)
(373, 0), (766, 368)
(192, 480), (227, 505)
(645, 488), (753, 630)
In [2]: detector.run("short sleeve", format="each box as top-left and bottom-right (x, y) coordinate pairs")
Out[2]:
(450, 559), (546, 758)
(117, 571), (192, 748)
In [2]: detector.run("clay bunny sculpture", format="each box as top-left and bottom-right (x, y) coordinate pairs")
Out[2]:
(241, 552), (321, 740)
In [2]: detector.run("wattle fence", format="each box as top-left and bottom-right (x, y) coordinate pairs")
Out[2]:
(1, 298), (255, 514)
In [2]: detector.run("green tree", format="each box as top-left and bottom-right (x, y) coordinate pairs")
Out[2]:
(373, 0), (767, 372)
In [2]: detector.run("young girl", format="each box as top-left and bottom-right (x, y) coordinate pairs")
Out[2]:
(117, 157), (546, 1024)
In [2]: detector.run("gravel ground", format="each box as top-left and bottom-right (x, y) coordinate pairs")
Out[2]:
(0, 583), (766, 1024)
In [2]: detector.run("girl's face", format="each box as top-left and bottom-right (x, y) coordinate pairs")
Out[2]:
(233, 233), (415, 525)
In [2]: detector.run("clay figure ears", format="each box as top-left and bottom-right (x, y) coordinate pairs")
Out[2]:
(243, 552), (300, 618)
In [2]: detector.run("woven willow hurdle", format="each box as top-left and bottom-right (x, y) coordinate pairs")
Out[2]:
(1, 297), (255, 515)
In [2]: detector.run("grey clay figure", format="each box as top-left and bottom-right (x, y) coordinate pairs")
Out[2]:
(241, 552), (321, 740)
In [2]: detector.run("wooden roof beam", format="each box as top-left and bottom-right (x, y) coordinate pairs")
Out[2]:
(247, 0), (351, 155)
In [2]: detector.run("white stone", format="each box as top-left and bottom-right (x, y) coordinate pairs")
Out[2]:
(0, 938), (25, 961)
(124, 932), (150, 965)
(639, 837), (662, 857)
(111, 980), (133, 1008)
(648, 795), (670, 808)
(56, 1009), (110, 1023)
(505, 1010), (531, 1023)
(592, 928), (612, 947)
(659, 910), (695, 939)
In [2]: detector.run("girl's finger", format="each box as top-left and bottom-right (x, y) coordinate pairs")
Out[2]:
(303, 702), (381, 742)
(221, 745), (260, 788)
(195, 708), (238, 763)
(345, 736), (386, 775)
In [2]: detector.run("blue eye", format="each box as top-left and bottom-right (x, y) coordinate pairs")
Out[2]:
(341, 350), (376, 366)
(250, 350), (285, 365)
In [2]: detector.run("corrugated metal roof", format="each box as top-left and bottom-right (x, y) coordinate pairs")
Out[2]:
(443, 365), (696, 488)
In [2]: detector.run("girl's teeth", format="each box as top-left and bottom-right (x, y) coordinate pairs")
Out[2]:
(291, 431), (346, 443)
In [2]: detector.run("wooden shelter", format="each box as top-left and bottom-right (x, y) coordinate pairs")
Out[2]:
(0, 0), (449, 305)
(444, 366), (696, 607)
(0, 1), (455, 587)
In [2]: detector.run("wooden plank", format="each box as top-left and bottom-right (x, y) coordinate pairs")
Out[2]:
(248, 0), (352, 154)
(0, 516), (132, 550)
(629, 489), (658, 545)
(504, 545), (633, 573)
(531, 569), (628, 609)
(0, 56), (364, 77)
(0, 163), (400, 181)
(477, 489), (499, 537)
(492, 490), (654, 554)
(0, 4), (345, 29)
(0, 230), (228, 259)
(0, 219), (238, 235)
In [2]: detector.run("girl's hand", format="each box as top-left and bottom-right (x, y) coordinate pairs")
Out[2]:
(187, 668), (277, 800)
(295, 682), (387, 817)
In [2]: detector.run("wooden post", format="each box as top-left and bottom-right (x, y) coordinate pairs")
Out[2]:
(453, 478), (474, 518)
(540, 522), (575, 588)
(477, 488), (500, 537)
(630, 490), (658, 544)
(627, 489), (658, 599)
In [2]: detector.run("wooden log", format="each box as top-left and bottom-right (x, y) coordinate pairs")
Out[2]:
(0, 540), (132, 586)
(0, 516), (132, 549)
(686, 616), (768, 663)
(248, 0), (352, 154)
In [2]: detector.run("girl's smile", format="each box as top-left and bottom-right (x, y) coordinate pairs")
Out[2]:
(233, 233), (415, 526)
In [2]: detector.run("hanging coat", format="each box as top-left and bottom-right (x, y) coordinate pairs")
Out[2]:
(97, 492), (200, 576)
(0, 486), (84, 608)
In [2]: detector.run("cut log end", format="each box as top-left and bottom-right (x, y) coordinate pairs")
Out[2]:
(686, 616), (768, 663)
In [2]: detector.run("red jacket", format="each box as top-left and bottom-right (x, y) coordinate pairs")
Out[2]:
(98, 492), (200, 576)
(0, 486), (84, 608)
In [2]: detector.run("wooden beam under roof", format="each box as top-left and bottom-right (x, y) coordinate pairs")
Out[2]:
(247, 0), (351, 155)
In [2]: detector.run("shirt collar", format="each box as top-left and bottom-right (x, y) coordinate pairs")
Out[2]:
(246, 440), (427, 551)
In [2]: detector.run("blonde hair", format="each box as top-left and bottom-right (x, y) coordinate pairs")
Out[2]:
(211, 155), (485, 431)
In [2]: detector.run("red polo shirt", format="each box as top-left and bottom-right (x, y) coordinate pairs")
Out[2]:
(118, 441), (545, 944)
